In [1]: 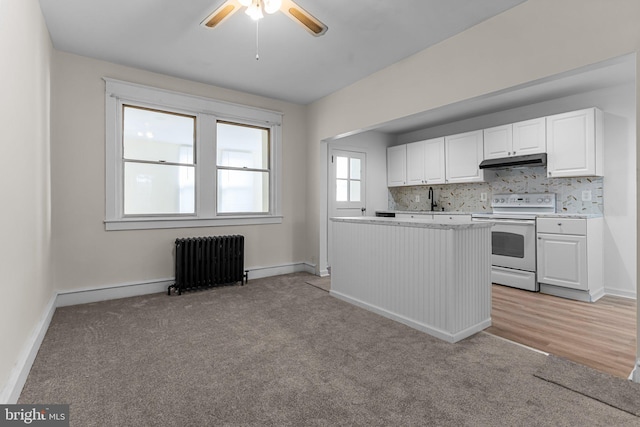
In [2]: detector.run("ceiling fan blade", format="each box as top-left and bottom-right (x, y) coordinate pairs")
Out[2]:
(281, 0), (328, 36)
(201, 0), (241, 29)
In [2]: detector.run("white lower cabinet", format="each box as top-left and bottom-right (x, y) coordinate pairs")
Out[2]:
(536, 217), (603, 302)
(537, 233), (587, 290)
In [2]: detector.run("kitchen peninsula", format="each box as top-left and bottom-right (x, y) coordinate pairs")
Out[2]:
(330, 217), (492, 343)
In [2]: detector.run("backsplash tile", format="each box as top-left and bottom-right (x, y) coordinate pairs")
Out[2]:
(388, 166), (603, 214)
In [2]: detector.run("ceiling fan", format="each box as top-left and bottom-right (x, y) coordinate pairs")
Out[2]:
(201, 0), (328, 37)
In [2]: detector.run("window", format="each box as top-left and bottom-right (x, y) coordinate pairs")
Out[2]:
(105, 79), (282, 230)
(123, 106), (196, 215)
(216, 122), (270, 214)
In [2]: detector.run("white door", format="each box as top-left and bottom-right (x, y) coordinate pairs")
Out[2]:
(329, 149), (366, 267)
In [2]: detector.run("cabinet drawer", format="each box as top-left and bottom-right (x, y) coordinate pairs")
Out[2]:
(537, 217), (586, 235)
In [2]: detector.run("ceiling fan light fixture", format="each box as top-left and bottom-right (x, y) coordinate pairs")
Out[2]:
(263, 0), (282, 14)
(238, 0), (252, 6)
(245, 1), (264, 20)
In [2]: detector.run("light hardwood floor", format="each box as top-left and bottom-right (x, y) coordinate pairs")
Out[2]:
(486, 284), (637, 379)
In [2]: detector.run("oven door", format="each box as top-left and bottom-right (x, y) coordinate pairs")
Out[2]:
(488, 219), (536, 271)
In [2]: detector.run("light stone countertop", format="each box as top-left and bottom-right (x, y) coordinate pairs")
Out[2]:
(535, 213), (603, 219)
(392, 210), (476, 215)
(330, 216), (492, 230)
(383, 210), (603, 219)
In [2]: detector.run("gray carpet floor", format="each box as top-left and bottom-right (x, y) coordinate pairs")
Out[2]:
(19, 273), (640, 426)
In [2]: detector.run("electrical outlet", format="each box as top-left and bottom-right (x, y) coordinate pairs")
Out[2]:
(582, 190), (592, 202)
(415, 195), (420, 203)
(480, 193), (487, 202)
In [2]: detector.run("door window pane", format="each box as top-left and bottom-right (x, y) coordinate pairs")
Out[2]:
(124, 162), (194, 215)
(350, 158), (361, 180)
(350, 181), (361, 202)
(336, 157), (348, 179)
(123, 106), (195, 164)
(336, 179), (348, 202)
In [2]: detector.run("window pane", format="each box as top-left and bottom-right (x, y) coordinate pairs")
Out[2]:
(217, 170), (269, 213)
(336, 157), (348, 179)
(217, 122), (269, 169)
(350, 181), (361, 202)
(123, 106), (195, 164)
(336, 179), (348, 202)
(124, 162), (194, 215)
(350, 158), (361, 180)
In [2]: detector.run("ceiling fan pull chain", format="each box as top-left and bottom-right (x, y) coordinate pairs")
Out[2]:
(255, 19), (260, 61)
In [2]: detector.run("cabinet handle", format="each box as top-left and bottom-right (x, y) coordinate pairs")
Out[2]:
(513, 151), (516, 155)
(508, 152), (511, 156)
(557, 223), (562, 226)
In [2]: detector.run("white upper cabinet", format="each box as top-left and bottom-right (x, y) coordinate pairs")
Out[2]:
(387, 145), (407, 187)
(406, 141), (425, 185)
(483, 118), (546, 160)
(546, 108), (603, 178)
(406, 137), (445, 185)
(512, 117), (546, 156)
(424, 138), (446, 184)
(483, 124), (513, 159)
(445, 130), (484, 183)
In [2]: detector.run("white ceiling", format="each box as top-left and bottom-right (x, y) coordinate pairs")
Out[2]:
(39, 0), (527, 105)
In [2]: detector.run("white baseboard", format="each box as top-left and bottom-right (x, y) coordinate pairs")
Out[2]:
(0, 294), (57, 404)
(56, 278), (174, 307)
(246, 262), (316, 280)
(604, 287), (637, 300)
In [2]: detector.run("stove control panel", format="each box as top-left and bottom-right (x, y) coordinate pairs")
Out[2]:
(491, 193), (556, 209)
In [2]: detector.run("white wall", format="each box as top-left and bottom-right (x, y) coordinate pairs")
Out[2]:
(0, 0), (53, 401)
(50, 52), (310, 292)
(397, 83), (637, 297)
(307, 0), (640, 281)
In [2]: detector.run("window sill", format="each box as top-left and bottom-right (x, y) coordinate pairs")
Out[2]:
(105, 215), (283, 231)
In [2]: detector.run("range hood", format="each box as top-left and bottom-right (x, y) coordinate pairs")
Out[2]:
(479, 153), (547, 170)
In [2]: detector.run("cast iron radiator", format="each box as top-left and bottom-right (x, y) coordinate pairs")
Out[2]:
(168, 235), (247, 295)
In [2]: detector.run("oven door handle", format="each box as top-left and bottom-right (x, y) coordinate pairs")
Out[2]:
(472, 218), (536, 225)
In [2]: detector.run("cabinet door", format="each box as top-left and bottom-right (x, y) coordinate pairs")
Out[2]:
(445, 130), (484, 183)
(546, 108), (596, 177)
(483, 124), (512, 159)
(387, 145), (407, 187)
(512, 117), (546, 156)
(423, 137), (445, 184)
(537, 233), (587, 290)
(406, 141), (425, 185)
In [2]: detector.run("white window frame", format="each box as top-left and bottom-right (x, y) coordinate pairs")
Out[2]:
(104, 78), (283, 231)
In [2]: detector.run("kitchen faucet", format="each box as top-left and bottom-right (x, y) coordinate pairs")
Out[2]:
(428, 186), (437, 211)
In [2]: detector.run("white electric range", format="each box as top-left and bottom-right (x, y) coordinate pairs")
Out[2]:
(472, 193), (556, 291)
